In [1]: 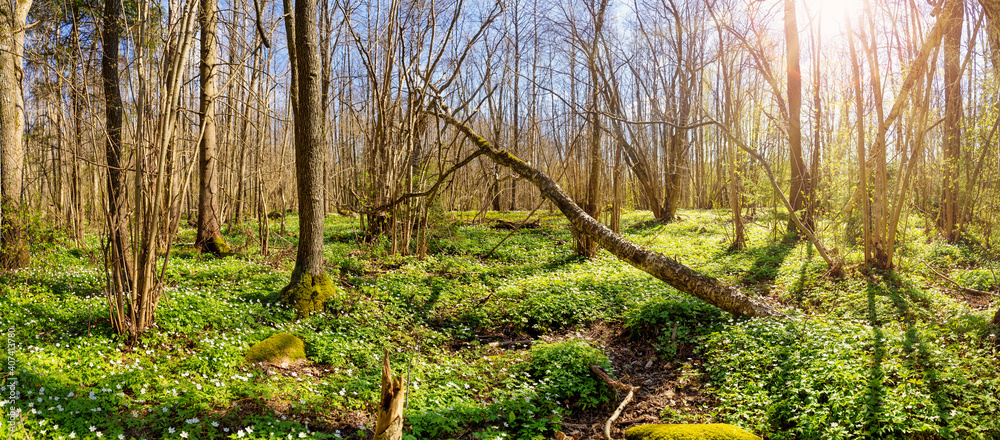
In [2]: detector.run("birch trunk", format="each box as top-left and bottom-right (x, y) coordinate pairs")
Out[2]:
(432, 109), (784, 318)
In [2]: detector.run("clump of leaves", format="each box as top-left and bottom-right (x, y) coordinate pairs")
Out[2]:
(623, 294), (727, 359)
(523, 340), (614, 411)
(953, 267), (999, 292)
(922, 241), (979, 267)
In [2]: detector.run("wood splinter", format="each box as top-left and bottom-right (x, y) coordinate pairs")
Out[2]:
(374, 349), (405, 440)
(590, 364), (638, 440)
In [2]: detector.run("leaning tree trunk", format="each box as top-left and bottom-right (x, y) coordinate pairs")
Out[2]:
(279, 0), (336, 318)
(196, 0), (231, 256)
(431, 109), (783, 318)
(0, 0), (33, 270)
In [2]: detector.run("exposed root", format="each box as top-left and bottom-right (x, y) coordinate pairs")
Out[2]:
(590, 364), (638, 440)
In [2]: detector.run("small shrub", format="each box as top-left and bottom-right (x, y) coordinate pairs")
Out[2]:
(924, 241), (978, 267)
(524, 340), (614, 410)
(623, 295), (727, 359)
(954, 267), (999, 292)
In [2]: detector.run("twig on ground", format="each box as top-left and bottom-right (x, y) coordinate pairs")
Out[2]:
(590, 364), (638, 440)
(922, 260), (997, 297)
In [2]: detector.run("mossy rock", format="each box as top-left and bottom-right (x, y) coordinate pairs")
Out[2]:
(245, 333), (306, 366)
(624, 424), (761, 440)
(278, 272), (337, 318)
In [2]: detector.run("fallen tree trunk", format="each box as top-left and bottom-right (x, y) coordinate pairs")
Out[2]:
(430, 108), (784, 318)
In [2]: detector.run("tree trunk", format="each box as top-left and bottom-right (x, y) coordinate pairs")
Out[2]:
(102, 0), (133, 333)
(784, 0), (810, 233)
(279, 0), (336, 318)
(940, 0), (963, 242)
(577, 0), (609, 258)
(373, 351), (405, 440)
(70, 4), (85, 246)
(722, 54), (744, 250)
(196, 0), (230, 256)
(432, 109), (783, 318)
(0, 0), (32, 270)
(846, 14), (871, 266)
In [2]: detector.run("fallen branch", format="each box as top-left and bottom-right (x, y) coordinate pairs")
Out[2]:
(922, 260), (997, 297)
(590, 364), (637, 440)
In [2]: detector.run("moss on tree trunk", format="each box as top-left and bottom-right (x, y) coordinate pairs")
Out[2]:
(279, 271), (336, 318)
(200, 236), (232, 257)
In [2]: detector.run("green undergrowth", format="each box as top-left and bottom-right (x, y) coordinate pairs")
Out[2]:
(0, 209), (997, 439)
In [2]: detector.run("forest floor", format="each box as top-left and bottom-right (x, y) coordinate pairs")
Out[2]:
(1, 209), (998, 440)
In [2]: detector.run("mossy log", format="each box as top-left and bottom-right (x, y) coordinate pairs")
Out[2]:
(429, 109), (783, 318)
(245, 333), (306, 366)
(279, 271), (336, 318)
(624, 424), (761, 440)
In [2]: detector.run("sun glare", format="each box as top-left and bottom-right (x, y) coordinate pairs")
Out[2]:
(805, 0), (867, 39)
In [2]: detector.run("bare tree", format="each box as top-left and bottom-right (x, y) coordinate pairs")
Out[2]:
(431, 106), (783, 318)
(784, 0), (811, 232)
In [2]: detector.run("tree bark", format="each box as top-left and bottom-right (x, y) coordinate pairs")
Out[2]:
(373, 351), (404, 440)
(846, 14), (871, 266)
(940, 0), (963, 242)
(577, 0), (609, 258)
(102, 0), (133, 334)
(0, 0), (32, 270)
(196, 0), (231, 256)
(784, 0), (810, 233)
(70, 4), (85, 246)
(279, 0), (336, 318)
(431, 109), (783, 318)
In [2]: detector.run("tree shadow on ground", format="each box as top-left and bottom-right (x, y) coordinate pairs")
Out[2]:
(740, 233), (798, 289)
(864, 272), (952, 438)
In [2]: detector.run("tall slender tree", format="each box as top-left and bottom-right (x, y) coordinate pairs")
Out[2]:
(0, 0), (33, 269)
(575, 0), (609, 258)
(196, 0), (231, 256)
(279, 0), (336, 318)
(103, 0), (133, 332)
(784, 0), (810, 233)
(940, 0), (963, 242)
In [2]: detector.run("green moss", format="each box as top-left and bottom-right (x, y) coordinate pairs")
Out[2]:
(211, 236), (232, 256)
(279, 272), (336, 318)
(624, 424), (761, 440)
(244, 333), (306, 365)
